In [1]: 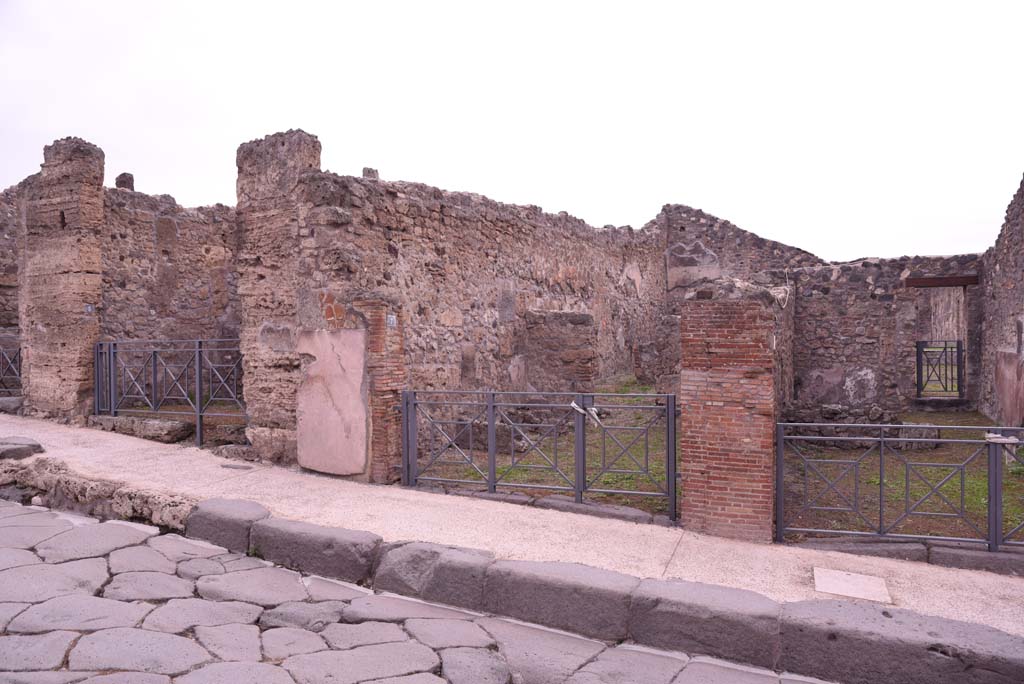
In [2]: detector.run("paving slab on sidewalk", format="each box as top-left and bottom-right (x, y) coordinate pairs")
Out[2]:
(3, 413), (1024, 638)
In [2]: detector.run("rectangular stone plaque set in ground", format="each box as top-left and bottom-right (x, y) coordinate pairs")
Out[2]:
(182, 498), (1024, 684)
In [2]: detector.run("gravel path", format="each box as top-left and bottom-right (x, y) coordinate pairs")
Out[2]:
(2, 413), (1023, 639)
(0, 499), (823, 683)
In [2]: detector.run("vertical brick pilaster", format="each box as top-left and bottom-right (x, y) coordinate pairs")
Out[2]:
(678, 298), (779, 542)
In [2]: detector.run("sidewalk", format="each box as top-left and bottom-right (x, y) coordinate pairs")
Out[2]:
(2, 413), (1023, 638)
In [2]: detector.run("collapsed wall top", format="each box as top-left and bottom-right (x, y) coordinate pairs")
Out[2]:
(40, 137), (104, 186)
(236, 130), (322, 203)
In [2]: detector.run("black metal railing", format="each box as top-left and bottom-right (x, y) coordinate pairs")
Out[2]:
(916, 340), (964, 398)
(0, 348), (20, 396)
(776, 422), (1024, 551)
(401, 390), (678, 520)
(94, 339), (244, 447)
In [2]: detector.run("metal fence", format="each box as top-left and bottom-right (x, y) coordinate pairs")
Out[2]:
(776, 422), (1024, 551)
(401, 390), (678, 519)
(94, 339), (244, 446)
(0, 348), (20, 396)
(916, 340), (964, 398)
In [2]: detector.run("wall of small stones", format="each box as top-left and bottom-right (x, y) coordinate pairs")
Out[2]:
(0, 188), (19, 344)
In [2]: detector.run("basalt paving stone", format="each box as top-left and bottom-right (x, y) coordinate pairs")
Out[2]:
(194, 624), (263, 662)
(0, 518), (73, 549)
(0, 674), (98, 684)
(196, 567), (309, 606)
(259, 601), (347, 632)
(261, 627), (328, 661)
(107, 546), (176, 574)
(343, 596), (474, 623)
(0, 558), (108, 603)
(0, 549), (41, 571)
(302, 576), (369, 602)
(283, 641), (440, 684)
(0, 630), (79, 671)
(36, 523), (155, 563)
(79, 676), (170, 684)
(147, 535), (225, 563)
(101, 571), (195, 601)
(405, 618), (494, 649)
(7, 595), (153, 633)
(0, 603), (28, 631)
(672, 658), (780, 683)
(175, 662), (294, 684)
(565, 645), (688, 684)
(369, 676), (446, 684)
(320, 621), (407, 650)
(220, 556), (270, 572)
(177, 558), (225, 580)
(0, 512), (64, 528)
(141, 598), (263, 633)
(439, 647), (511, 684)
(0, 506), (42, 520)
(476, 618), (605, 684)
(68, 628), (212, 675)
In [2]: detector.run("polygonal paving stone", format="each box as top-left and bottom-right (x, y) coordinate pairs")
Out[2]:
(343, 596), (473, 623)
(0, 630), (79, 671)
(0, 674), (98, 684)
(0, 512), (62, 528)
(69, 628), (212, 675)
(476, 618), (604, 684)
(0, 516), (72, 549)
(0, 548), (41, 571)
(194, 624), (262, 662)
(35, 521), (153, 563)
(147, 535), (225, 562)
(0, 558), (108, 602)
(262, 627), (328, 660)
(368, 676), (446, 684)
(142, 598), (262, 633)
(440, 647), (511, 684)
(406, 619), (494, 649)
(0, 603), (28, 631)
(672, 658), (779, 683)
(8, 595), (154, 633)
(79, 675), (170, 684)
(177, 558), (225, 580)
(283, 641), (440, 684)
(102, 571), (195, 601)
(50, 512), (100, 527)
(0, 505), (39, 520)
(196, 567), (308, 606)
(218, 555), (270, 573)
(108, 546), (176, 574)
(303, 576), (369, 601)
(320, 621), (408, 650)
(259, 601), (347, 632)
(175, 663), (294, 684)
(566, 645), (687, 684)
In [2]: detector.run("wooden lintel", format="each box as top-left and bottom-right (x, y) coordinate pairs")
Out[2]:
(904, 274), (979, 288)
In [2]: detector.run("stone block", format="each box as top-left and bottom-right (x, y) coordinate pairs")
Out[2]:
(186, 498), (271, 553)
(928, 544), (1024, 577)
(0, 436), (43, 460)
(796, 539), (929, 563)
(628, 578), (780, 669)
(483, 560), (638, 640)
(87, 415), (194, 443)
(373, 542), (493, 611)
(0, 396), (23, 414)
(779, 600), (1024, 684)
(534, 495), (653, 524)
(250, 518), (380, 583)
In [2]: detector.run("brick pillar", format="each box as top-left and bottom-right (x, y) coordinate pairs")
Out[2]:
(18, 138), (105, 418)
(678, 297), (780, 542)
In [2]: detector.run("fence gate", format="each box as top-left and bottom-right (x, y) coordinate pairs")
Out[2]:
(401, 390), (678, 520)
(0, 347), (21, 396)
(915, 340), (964, 398)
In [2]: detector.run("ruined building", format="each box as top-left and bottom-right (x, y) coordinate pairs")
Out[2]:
(1, 130), (1021, 541)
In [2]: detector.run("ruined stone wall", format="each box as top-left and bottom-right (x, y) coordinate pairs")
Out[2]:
(0, 187), (19, 345)
(979, 174), (1024, 425)
(237, 130), (665, 472)
(100, 188), (239, 341)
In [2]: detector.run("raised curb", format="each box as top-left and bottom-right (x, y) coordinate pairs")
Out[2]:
(250, 517), (381, 584)
(793, 537), (1024, 577)
(186, 498), (271, 553)
(374, 541), (493, 612)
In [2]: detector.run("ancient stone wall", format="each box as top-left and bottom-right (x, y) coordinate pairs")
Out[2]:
(100, 188), (239, 341)
(0, 187), (19, 345)
(979, 174), (1024, 425)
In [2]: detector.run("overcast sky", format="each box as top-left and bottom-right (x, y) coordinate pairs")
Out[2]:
(2, 1), (1022, 262)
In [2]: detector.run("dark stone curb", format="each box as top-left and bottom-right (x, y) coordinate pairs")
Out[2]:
(794, 537), (1024, 577)
(178, 497), (1024, 684)
(443, 487), (676, 527)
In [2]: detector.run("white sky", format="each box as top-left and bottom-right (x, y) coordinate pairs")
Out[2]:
(2, 1), (1023, 262)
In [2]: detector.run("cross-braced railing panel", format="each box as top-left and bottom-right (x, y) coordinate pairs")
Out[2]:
(777, 422), (1024, 552)
(0, 347), (22, 396)
(916, 340), (964, 398)
(95, 339), (245, 447)
(402, 390), (678, 519)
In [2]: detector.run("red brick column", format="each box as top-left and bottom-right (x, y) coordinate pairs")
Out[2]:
(678, 298), (779, 542)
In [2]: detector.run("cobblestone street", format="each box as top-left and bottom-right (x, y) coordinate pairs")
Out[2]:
(0, 499), (824, 683)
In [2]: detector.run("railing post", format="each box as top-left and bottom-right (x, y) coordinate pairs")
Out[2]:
(408, 392), (418, 486)
(108, 341), (118, 417)
(666, 394), (678, 522)
(574, 393), (587, 504)
(956, 340), (965, 399)
(399, 391), (410, 486)
(879, 426), (886, 536)
(487, 392), (497, 493)
(93, 343), (101, 415)
(988, 440), (1002, 552)
(774, 423), (785, 542)
(915, 341), (924, 398)
(194, 340), (204, 448)
(150, 350), (159, 410)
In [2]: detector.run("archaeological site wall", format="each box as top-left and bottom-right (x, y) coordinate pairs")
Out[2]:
(0, 188), (18, 346)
